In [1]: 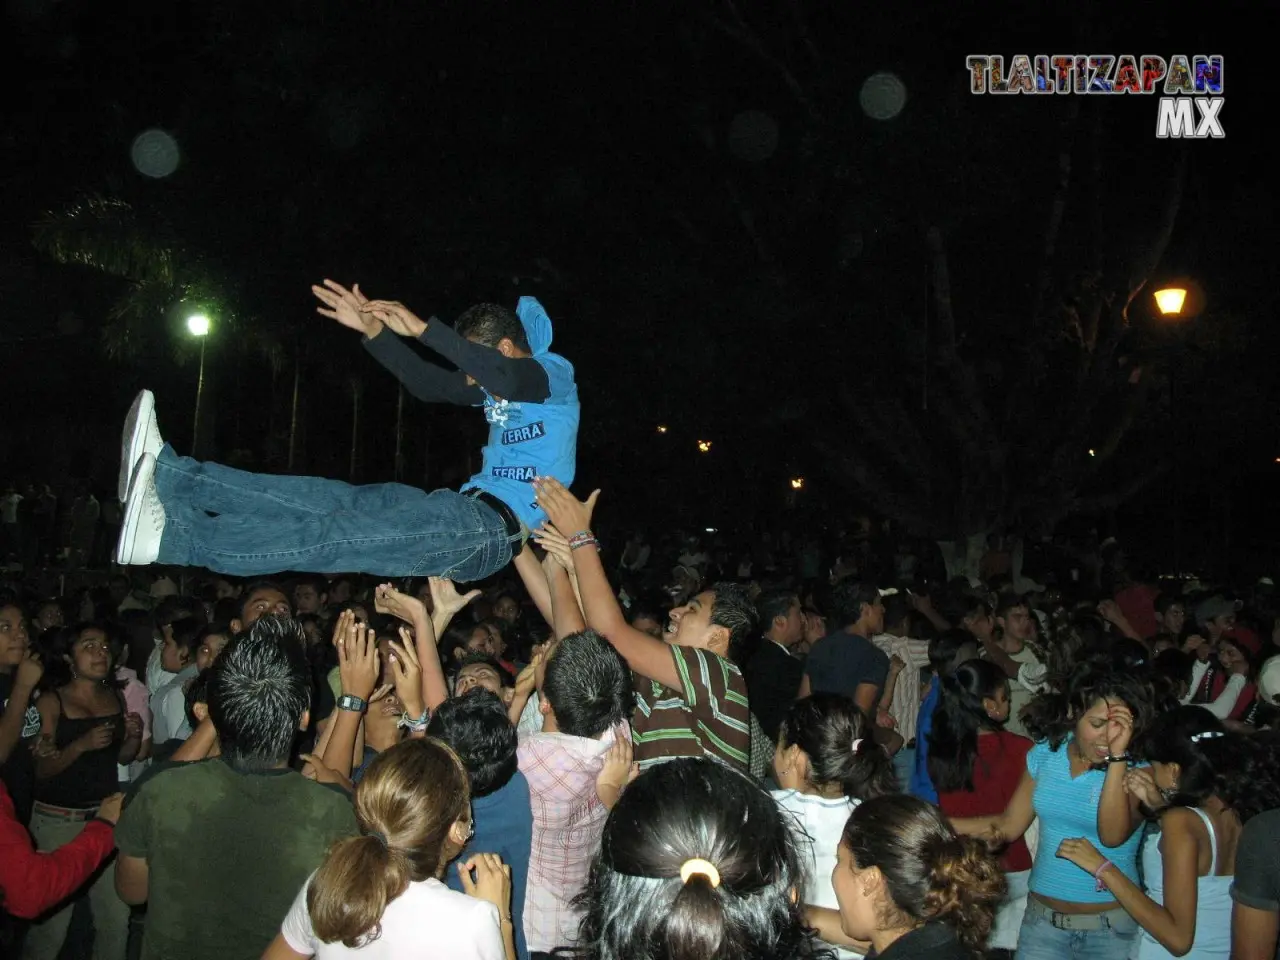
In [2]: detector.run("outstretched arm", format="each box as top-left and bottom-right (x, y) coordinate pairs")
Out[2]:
(533, 480), (683, 692)
(361, 300), (550, 403)
(313, 280), (481, 405)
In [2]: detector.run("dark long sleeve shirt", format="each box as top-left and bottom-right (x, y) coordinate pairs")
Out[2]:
(363, 318), (550, 405)
(0, 781), (115, 918)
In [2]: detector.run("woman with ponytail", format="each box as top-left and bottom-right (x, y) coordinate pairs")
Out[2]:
(1057, 706), (1280, 959)
(830, 794), (1005, 959)
(928, 658), (1033, 951)
(772, 693), (895, 956)
(263, 737), (515, 960)
(573, 757), (829, 960)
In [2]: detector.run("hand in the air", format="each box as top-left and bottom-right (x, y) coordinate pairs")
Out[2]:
(313, 280), (379, 336)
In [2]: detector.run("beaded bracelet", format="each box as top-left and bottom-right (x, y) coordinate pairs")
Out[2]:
(1093, 859), (1114, 891)
(568, 530), (598, 551)
(398, 709), (430, 732)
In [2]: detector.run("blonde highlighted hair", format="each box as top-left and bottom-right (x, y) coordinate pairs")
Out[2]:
(307, 737), (470, 947)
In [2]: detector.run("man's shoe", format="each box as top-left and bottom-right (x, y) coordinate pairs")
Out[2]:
(119, 390), (164, 503)
(116, 453), (165, 565)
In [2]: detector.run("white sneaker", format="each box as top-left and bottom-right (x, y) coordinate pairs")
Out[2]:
(116, 453), (165, 565)
(119, 390), (164, 503)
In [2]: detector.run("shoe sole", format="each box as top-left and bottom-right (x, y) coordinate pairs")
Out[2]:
(116, 453), (157, 565)
(119, 390), (156, 503)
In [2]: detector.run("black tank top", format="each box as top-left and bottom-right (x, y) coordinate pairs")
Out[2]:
(34, 689), (124, 809)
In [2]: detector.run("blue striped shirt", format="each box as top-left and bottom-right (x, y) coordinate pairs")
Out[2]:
(1027, 740), (1142, 903)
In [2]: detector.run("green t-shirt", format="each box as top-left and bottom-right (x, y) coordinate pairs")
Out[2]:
(115, 757), (357, 960)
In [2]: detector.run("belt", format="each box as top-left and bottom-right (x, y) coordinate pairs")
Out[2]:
(1026, 896), (1128, 931)
(462, 489), (526, 542)
(33, 800), (100, 822)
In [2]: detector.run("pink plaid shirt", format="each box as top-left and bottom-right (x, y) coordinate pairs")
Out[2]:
(516, 726), (616, 953)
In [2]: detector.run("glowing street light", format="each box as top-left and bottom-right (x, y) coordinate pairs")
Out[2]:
(187, 314), (211, 456)
(790, 477), (805, 490)
(656, 424), (669, 434)
(696, 440), (712, 453)
(1153, 287), (1188, 317)
(1088, 449), (1096, 457)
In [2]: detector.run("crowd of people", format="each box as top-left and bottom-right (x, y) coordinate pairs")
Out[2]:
(4, 293), (1280, 960)
(4, 488), (1280, 959)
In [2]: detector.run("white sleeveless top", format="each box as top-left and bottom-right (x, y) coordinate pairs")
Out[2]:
(1137, 807), (1233, 960)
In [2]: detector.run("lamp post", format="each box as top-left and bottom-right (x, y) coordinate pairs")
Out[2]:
(187, 314), (210, 457)
(1153, 287), (1187, 573)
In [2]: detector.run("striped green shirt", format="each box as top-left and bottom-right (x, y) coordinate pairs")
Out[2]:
(632, 645), (751, 770)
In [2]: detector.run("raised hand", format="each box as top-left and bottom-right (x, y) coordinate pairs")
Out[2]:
(359, 300), (428, 338)
(374, 582), (427, 624)
(1124, 767), (1165, 809)
(532, 476), (599, 537)
(430, 578), (482, 620)
(1105, 703), (1135, 758)
(596, 733), (638, 795)
(313, 280), (379, 336)
(531, 523), (576, 574)
(336, 611), (379, 702)
(387, 628), (424, 716)
(15, 649), (43, 690)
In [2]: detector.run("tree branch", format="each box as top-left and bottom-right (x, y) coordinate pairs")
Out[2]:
(702, 1), (822, 123)
(1121, 150), (1188, 319)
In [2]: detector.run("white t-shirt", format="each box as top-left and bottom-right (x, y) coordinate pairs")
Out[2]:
(773, 789), (864, 958)
(281, 874), (505, 960)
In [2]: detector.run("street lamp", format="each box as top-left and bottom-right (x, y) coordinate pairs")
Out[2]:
(187, 314), (210, 456)
(1153, 287), (1188, 317)
(790, 477), (805, 490)
(656, 424), (669, 434)
(696, 440), (712, 453)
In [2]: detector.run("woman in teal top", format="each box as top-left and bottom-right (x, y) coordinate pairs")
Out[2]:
(952, 664), (1154, 960)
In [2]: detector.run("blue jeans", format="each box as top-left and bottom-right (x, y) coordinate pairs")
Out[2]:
(1015, 901), (1138, 960)
(153, 446), (518, 578)
(892, 744), (915, 792)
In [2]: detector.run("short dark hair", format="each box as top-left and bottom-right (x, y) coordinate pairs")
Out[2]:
(293, 575), (328, 596)
(708, 582), (758, 662)
(184, 668), (214, 730)
(154, 596), (203, 627)
(994, 593), (1029, 619)
(928, 628), (978, 675)
(831, 581), (880, 627)
(167, 616), (205, 658)
(208, 615), (311, 769)
(425, 689), (517, 797)
(456, 653), (514, 687)
(755, 591), (798, 631)
(541, 630), (631, 739)
(238, 580), (290, 623)
(454, 303), (529, 352)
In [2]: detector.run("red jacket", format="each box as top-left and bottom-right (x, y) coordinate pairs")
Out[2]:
(0, 781), (115, 919)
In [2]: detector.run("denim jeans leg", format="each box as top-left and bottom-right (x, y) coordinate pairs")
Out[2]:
(158, 470), (514, 578)
(154, 445), (430, 517)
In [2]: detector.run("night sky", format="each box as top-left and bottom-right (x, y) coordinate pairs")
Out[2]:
(3, 3), (1272, 569)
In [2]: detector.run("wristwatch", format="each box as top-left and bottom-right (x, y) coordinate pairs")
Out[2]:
(1103, 753), (1132, 764)
(337, 694), (368, 713)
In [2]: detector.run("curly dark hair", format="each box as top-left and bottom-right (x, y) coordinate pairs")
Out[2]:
(1021, 661), (1156, 751)
(842, 794), (1005, 956)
